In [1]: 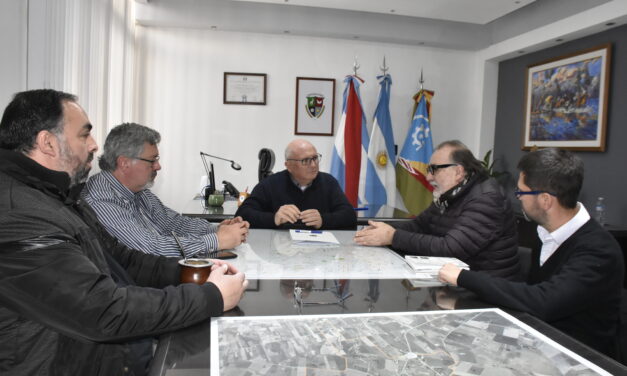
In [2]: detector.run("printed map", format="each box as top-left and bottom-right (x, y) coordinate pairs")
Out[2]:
(211, 309), (609, 376)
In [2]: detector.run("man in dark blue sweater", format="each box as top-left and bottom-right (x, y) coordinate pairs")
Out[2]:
(439, 148), (624, 357)
(235, 139), (356, 229)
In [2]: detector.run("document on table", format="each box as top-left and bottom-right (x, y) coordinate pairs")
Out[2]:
(404, 255), (468, 279)
(289, 229), (340, 244)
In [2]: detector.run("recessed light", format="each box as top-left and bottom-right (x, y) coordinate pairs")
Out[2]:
(518, 50), (525, 54)
(283, 30), (290, 34)
(555, 38), (563, 42)
(606, 22), (616, 26)
(390, 9), (396, 13)
(418, 42), (425, 45)
(353, 36), (360, 39)
(210, 25), (217, 30)
(515, 1), (521, 4)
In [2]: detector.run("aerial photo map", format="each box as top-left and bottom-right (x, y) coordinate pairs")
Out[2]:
(210, 309), (610, 376)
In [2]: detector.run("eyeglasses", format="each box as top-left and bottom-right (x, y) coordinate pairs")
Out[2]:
(427, 163), (458, 175)
(514, 190), (556, 199)
(287, 153), (322, 166)
(134, 156), (160, 166)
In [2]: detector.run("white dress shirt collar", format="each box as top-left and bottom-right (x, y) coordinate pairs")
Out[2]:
(537, 202), (590, 266)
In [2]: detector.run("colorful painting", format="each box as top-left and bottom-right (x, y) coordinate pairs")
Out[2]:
(523, 44), (611, 151)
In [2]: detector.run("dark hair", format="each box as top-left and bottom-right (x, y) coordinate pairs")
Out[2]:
(436, 140), (488, 180)
(517, 148), (583, 209)
(0, 89), (77, 153)
(99, 123), (161, 171)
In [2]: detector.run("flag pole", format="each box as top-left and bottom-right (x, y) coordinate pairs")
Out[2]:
(419, 68), (424, 91)
(380, 56), (389, 75)
(353, 56), (360, 77)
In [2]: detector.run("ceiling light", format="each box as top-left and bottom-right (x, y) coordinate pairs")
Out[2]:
(353, 36), (360, 39)
(210, 26), (217, 30)
(283, 30), (290, 34)
(518, 50), (525, 54)
(555, 38), (563, 42)
(606, 22), (616, 26)
(390, 9), (395, 13)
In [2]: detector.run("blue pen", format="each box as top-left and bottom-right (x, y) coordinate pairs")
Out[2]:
(354, 207), (369, 211)
(311, 230), (323, 233)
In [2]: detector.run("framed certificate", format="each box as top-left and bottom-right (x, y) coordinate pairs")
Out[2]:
(223, 72), (267, 105)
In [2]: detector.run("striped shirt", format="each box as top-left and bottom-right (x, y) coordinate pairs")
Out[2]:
(82, 170), (218, 257)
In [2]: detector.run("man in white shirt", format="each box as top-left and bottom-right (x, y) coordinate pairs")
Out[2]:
(438, 148), (624, 357)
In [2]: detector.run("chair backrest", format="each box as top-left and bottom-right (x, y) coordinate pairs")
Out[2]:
(258, 148), (275, 182)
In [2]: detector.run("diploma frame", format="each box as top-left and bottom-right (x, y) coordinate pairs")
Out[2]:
(223, 72), (267, 105)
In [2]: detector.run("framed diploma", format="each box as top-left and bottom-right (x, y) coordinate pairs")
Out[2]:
(223, 72), (267, 105)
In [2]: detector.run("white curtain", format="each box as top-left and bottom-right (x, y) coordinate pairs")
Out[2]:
(29, 0), (135, 149)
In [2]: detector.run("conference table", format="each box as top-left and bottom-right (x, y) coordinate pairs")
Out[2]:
(182, 196), (415, 225)
(148, 229), (627, 376)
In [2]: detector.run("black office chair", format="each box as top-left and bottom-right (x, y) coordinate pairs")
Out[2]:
(258, 148), (275, 182)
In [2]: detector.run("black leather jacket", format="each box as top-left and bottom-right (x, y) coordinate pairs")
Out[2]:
(0, 150), (223, 375)
(392, 176), (520, 279)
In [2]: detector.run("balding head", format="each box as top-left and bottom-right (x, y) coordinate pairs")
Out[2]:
(285, 139), (315, 160)
(284, 139), (320, 186)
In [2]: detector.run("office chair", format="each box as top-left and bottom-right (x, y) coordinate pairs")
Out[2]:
(258, 148), (275, 182)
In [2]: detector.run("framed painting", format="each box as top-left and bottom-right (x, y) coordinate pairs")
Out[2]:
(522, 44), (611, 151)
(223, 72), (267, 105)
(295, 77), (335, 136)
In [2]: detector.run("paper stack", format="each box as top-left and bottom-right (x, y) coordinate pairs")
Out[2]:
(289, 229), (340, 245)
(404, 255), (469, 280)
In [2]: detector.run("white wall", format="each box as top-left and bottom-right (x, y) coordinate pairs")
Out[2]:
(134, 27), (480, 211)
(0, 0), (27, 108)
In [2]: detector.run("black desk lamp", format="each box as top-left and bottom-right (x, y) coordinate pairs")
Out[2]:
(199, 152), (241, 200)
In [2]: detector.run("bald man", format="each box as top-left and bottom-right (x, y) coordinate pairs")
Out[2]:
(235, 139), (356, 229)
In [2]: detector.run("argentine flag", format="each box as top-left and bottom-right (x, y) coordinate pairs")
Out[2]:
(365, 74), (396, 213)
(330, 75), (369, 208)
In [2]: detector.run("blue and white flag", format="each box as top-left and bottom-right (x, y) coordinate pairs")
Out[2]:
(396, 89), (435, 214)
(330, 75), (369, 208)
(365, 74), (396, 212)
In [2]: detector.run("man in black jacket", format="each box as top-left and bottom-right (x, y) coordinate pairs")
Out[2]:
(0, 89), (247, 375)
(354, 140), (519, 279)
(439, 148), (624, 357)
(235, 139), (356, 229)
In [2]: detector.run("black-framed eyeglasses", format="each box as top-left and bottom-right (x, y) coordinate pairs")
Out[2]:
(287, 153), (322, 166)
(514, 190), (556, 199)
(427, 163), (458, 175)
(134, 156), (160, 166)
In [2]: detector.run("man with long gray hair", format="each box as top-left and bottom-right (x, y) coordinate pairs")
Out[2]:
(83, 122), (249, 257)
(355, 140), (519, 279)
